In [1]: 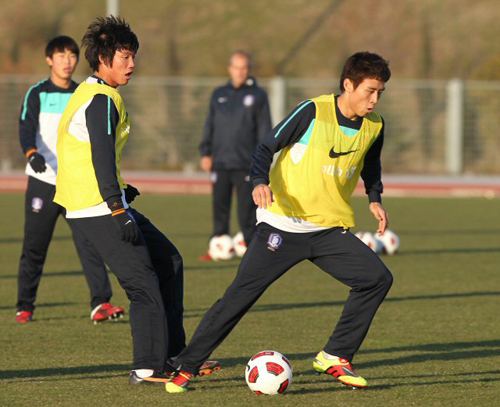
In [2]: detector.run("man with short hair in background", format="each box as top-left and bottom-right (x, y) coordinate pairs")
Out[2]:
(199, 51), (272, 260)
(16, 35), (124, 324)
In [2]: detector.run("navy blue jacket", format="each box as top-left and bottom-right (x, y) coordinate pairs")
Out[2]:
(200, 77), (272, 171)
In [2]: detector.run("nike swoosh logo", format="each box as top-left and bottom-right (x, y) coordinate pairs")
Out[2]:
(125, 220), (132, 225)
(329, 146), (358, 158)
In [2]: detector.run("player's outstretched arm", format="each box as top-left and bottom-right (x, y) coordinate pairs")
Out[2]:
(369, 202), (389, 236)
(252, 184), (274, 209)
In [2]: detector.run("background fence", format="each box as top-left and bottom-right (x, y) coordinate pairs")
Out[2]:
(1, 75), (499, 175)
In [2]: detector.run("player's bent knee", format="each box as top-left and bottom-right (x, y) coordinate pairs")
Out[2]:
(376, 267), (393, 291)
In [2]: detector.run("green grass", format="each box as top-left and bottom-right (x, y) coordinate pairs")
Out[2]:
(0, 193), (499, 406)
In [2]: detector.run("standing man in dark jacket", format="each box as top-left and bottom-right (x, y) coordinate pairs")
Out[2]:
(199, 51), (272, 260)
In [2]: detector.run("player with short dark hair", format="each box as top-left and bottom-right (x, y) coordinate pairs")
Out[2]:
(166, 51), (393, 393)
(16, 35), (124, 324)
(54, 16), (219, 384)
(45, 35), (80, 59)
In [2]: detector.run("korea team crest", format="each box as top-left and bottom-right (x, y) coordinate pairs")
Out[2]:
(243, 94), (255, 107)
(267, 233), (282, 251)
(32, 197), (43, 212)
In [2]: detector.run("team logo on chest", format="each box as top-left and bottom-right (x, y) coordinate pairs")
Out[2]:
(32, 197), (43, 212)
(243, 94), (255, 107)
(267, 233), (283, 251)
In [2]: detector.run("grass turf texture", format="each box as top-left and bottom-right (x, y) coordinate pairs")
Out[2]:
(0, 193), (499, 406)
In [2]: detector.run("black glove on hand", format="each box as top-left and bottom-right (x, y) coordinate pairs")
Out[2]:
(113, 211), (139, 243)
(124, 184), (140, 204)
(28, 152), (46, 173)
(109, 199), (139, 243)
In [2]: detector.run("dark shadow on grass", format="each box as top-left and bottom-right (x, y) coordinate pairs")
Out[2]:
(185, 263), (239, 272)
(367, 377), (500, 389)
(0, 302), (78, 310)
(0, 270), (85, 280)
(0, 264), (239, 279)
(0, 364), (130, 380)
(0, 235), (72, 244)
(358, 340), (500, 355)
(397, 247), (500, 256)
(397, 229), (500, 237)
(218, 340), (500, 369)
(373, 369), (500, 380)
(358, 348), (500, 369)
(2, 373), (125, 384)
(182, 291), (500, 318)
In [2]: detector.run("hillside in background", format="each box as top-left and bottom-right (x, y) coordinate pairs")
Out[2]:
(1, 0), (500, 79)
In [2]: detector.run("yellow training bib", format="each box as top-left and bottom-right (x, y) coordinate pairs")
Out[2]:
(54, 82), (130, 211)
(268, 94), (383, 228)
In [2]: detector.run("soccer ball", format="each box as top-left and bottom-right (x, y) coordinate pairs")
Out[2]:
(375, 229), (400, 255)
(355, 231), (383, 253)
(232, 231), (247, 257)
(245, 351), (293, 395)
(208, 234), (235, 261)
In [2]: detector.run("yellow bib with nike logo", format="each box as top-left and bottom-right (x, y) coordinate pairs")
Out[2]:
(268, 94), (383, 228)
(54, 82), (130, 211)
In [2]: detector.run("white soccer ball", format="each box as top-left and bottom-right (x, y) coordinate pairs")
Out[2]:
(245, 350), (293, 395)
(208, 234), (235, 261)
(376, 229), (400, 255)
(355, 231), (383, 253)
(232, 231), (247, 257)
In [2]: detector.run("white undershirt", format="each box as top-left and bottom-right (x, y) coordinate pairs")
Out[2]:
(65, 190), (129, 219)
(256, 207), (330, 233)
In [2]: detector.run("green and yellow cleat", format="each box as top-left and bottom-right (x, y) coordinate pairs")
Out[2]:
(165, 371), (193, 394)
(313, 351), (367, 388)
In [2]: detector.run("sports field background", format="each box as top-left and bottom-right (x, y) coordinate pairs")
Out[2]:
(0, 193), (498, 406)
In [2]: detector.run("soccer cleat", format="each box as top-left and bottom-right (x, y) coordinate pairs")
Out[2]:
(165, 359), (222, 377)
(15, 311), (33, 323)
(91, 303), (125, 324)
(313, 351), (367, 388)
(129, 370), (171, 385)
(198, 360), (222, 376)
(164, 359), (177, 377)
(165, 370), (194, 393)
(199, 253), (212, 261)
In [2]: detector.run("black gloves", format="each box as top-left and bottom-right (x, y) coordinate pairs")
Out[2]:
(108, 199), (139, 243)
(27, 151), (46, 173)
(124, 184), (140, 204)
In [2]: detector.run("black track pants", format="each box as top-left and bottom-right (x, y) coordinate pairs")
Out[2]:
(177, 223), (393, 374)
(67, 208), (186, 369)
(17, 176), (111, 312)
(212, 170), (256, 244)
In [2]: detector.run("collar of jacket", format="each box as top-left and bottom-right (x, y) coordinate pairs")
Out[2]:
(227, 76), (257, 89)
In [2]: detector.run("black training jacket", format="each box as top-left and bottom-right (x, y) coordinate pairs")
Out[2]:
(199, 77), (272, 171)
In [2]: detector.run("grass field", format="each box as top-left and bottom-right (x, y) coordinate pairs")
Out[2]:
(0, 193), (499, 406)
